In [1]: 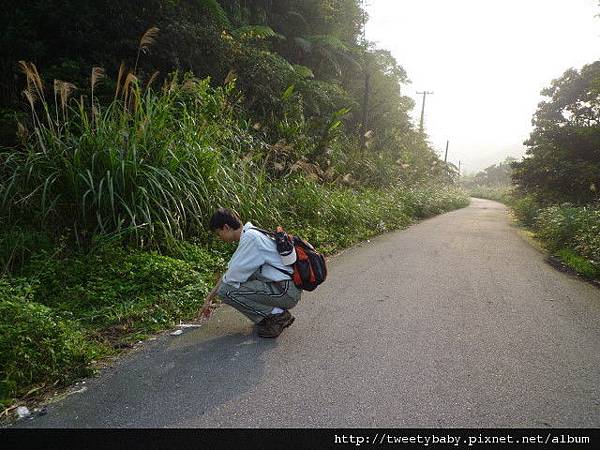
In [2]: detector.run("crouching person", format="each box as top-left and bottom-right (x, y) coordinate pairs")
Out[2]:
(200, 208), (301, 338)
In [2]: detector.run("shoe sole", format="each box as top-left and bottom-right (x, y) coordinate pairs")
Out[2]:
(258, 316), (295, 338)
(282, 315), (295, 329)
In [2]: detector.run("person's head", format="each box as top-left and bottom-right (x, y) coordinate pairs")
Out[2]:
(209, 208), (243, 242)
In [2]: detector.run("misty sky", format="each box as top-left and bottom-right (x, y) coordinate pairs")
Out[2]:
(365, 0), (600, 174)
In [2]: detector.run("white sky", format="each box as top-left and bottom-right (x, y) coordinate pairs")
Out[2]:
(365, 0), (600, 174)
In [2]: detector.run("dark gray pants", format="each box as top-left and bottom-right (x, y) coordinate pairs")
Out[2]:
(217, 271), (301, 323)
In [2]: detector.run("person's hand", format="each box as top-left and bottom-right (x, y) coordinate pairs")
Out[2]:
(200, 277), (221, 320)
(200, 298), (213, 319)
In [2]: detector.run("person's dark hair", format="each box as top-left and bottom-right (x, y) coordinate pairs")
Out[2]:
(209, 208), (242, 231)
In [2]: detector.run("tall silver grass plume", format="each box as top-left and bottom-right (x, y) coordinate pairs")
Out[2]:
(182, 77), (198, 92)
(91, 67), (105, 90)
(28, 62), (44, 96)
(139, 26), (160, 55)
(22, 87), (37, 111)
(16, 120), (28, 145)
(18, 60), (35, 92)
(123, 72), (138, 109)
(115, 62), (126, 99)
(224, 70), (237, 85)
(134, 27), (160, 75)
(123, 72), (138, 95)
(53, 79), (62, 97)
(57, 80), (76, 109)
(146, 71), (160, 90)
(19, 61), (44, 97)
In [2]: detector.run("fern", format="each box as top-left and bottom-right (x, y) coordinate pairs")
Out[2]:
(197, 0), (231, 28)
(232, 25), (284, 40)
(294, 35), (352, 56)
(285, 10), (309, 28)
(293, 37), (313, 53)
(308, 35), (350, 52)
(292, 65), (314, 79)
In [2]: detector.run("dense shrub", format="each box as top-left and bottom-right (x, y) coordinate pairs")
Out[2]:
(0, 279), (100, 407)
(535, 205), (600, 264)
(572, 208), (600, 264)
(512, 195), (541, 228)
(535, 205), (585, 252)
(0, 229), (55, 275)
(21, 244), (218, 329)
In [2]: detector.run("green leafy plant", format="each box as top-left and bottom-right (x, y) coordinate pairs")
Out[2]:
(556, 248), (600, 279)
(0, 278), (103, 407)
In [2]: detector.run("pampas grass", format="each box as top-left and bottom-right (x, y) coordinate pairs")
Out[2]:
(146, 71), (160, 91)
(91, 67), (105, 109)
(114, 62), (126, 101)
(1, 70), (234, 247)
(134, 27), (159, 75)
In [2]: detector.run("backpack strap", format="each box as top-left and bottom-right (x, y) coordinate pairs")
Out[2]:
(249, 226), (275, 238)
(263, 263), (293, 276)
(250, 227), (294, 276)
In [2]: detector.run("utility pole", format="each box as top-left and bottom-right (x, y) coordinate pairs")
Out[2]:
(361, 0), (368, 41)
(417, 91), (433, 134)
(359, 0), (370, 153)
(360, 67), (371, 152)
(458, 160), (461, 178)
(444, 140), (450, 181)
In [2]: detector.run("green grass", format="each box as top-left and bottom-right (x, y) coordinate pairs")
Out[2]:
(0, 278), (105, 406)
(555, 248), (600, 279)
(0, 74), (242, 249)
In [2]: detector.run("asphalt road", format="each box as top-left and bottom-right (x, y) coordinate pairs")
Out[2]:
(13, 198), (600, 427)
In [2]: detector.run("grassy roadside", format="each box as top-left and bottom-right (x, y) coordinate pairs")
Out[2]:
(468, 187), (600, 284)
(0, 184), (469, 413)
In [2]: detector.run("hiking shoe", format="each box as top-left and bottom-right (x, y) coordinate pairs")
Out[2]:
(273, 310), (295, 329)
(257, 311), (295, 338)
(256, 316), (283, 338)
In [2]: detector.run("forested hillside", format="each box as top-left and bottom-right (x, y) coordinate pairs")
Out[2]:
(1, 0), (443, 183)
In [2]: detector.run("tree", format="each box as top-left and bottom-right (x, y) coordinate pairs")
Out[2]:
(512, 61), (600, 205)
(462, 157), (516, 189)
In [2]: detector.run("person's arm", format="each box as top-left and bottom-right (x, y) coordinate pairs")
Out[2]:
(199, 276), (222, 319)
(200, 232), (264, 318)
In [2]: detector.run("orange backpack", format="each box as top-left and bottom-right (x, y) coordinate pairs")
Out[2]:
(253, 227), (327, 291)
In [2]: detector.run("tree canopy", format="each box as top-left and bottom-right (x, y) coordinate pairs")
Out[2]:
(512, 61), (600, 205)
